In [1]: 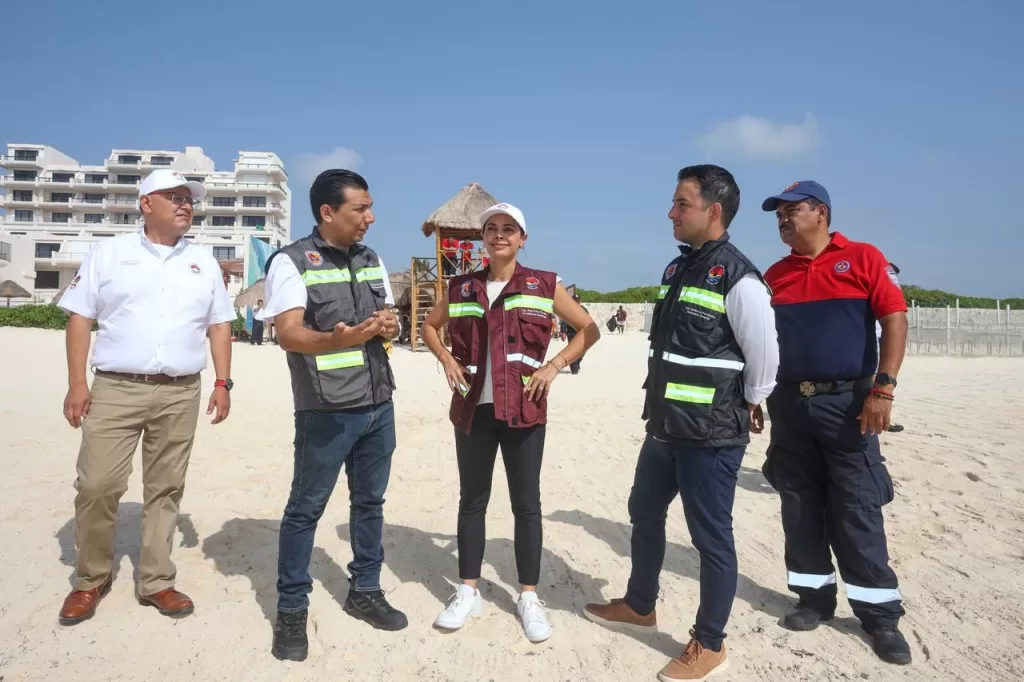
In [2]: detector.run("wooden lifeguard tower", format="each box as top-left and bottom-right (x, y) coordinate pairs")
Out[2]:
(408, 182), (498, 351)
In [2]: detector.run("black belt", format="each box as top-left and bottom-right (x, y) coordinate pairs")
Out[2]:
(95, 370), (198, 384)
(781, 376), (873, 397)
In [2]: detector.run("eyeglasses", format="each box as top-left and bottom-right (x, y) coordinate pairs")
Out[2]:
(156, 192), (198, 207)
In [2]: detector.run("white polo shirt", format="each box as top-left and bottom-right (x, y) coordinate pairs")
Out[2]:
(59, 229), (237, 377)
(262, 252), (394, 319)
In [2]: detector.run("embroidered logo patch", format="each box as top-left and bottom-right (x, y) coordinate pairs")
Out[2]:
(706, 265), (725, 285)
(304, 250), (322, 266)
(834, 260), (851, 273)
(885, 265), (900, 286)
(189, 263), (201, 274)
(69, 275), (81, 289)
(784, 181), (800, 192)
(665, 263), (677, 280)
(460, 281), (471, 297)
(524, 276), (540, 290)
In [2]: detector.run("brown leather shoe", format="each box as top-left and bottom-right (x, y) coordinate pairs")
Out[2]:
(658, 632), (728, 681)
(138, 588), (194, 618)
(583, 597), (657, 633)
(59, 576), (113, 626)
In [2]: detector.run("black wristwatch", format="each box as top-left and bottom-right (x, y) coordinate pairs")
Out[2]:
(874, 373), (897, 388)
(215, 379), (234, 391)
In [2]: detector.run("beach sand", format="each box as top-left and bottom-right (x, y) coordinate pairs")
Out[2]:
(1, 327), (1022, 681)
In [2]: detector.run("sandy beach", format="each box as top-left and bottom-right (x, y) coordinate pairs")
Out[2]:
(1, 326), (1022, 682)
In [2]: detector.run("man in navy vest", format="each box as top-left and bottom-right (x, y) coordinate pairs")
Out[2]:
(585, 165), (779, 680)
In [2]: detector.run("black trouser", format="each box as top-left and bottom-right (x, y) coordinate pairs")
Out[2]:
(250, 320), (264, 345)
(625, 436), (745, 652)
(763, 382), (904, 631)
(454, 404), (545, 586)
(565, 327), (582, 372)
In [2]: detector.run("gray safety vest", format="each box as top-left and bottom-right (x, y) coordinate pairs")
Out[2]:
(267, 229), (395, 411)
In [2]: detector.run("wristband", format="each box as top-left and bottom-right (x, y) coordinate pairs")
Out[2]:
(870, 388), (894, 401)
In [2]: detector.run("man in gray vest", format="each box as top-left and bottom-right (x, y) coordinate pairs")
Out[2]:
(583, 165), (779, 681)
(260, 169), (403, 662)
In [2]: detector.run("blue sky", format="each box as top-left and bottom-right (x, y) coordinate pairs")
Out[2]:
(2, 0), (1022, 296)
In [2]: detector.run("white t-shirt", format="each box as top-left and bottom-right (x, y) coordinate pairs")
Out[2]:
(58, 229), (236, 376)
(477, 279), (510, 405)
(262, 251), (394, 319)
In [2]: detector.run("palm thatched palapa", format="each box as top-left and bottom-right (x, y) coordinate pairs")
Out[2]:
(420, 182), (498, 239)
(0, 279), (32, 306)
(234, 278), (266, 310)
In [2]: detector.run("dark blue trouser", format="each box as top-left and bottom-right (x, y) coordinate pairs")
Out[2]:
(625, 436), (745, 651)
(277, 402), (396, 612)
(763, 384), (904, 631)
(565, 328), (582, 372)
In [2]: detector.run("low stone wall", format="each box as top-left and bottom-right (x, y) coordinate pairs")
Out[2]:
(577, 302), (651, 332)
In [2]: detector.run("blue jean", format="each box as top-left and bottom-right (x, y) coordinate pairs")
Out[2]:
(276, 401), (396, 612)
(625, 436), (745, 651)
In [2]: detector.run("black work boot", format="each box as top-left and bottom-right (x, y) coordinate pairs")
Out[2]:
(781, 602), (835, 631)
(871, 625), (912, 665)
(271, 609), (308, 661)
(343, 589), (408, 631)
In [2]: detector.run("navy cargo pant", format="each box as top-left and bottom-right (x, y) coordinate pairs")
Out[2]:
(763, 381), (904, 630)
(625, 436), (745, 652)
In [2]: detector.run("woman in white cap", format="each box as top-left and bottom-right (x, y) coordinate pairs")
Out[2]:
(421, 202), (599, 642)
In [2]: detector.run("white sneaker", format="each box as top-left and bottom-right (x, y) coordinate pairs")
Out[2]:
(434, 584), (484, 630)
(517, 591), (552, 643)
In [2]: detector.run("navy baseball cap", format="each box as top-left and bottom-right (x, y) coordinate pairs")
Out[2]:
(761, 180), (831, 212)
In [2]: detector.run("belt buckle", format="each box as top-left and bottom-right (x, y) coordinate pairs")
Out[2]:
(799, 381), (816, 397)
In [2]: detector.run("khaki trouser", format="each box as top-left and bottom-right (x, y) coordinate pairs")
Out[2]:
(72, 373), (201, 595)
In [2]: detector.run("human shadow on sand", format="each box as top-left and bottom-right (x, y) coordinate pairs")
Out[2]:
(546, 509), (792, 621)
(737, 466), (778, 496)
(56, 502), (199, 588)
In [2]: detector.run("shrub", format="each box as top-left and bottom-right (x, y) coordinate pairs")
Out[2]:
(0, 304), (72, 330)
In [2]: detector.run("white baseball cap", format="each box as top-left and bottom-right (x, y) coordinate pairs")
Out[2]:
(478, 202), (527, 234)
(139, 168), (207, 201)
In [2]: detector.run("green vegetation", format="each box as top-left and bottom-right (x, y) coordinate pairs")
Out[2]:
(0, 304), (97, 330)
(577, 285), (1023, 308)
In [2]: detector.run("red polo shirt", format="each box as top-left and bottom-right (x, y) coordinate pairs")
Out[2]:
(765, 231), (906, 381)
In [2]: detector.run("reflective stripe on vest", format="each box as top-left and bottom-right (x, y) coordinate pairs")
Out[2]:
(657, 285), (669, 300)
(679, 286), (725, 313)
(649, 349), (745, 372)
(302, 266), (384, 287)
(315, 350), (365, 371)
(508, 352), (543, 369)
(504, 295), (553, 314)
(664, 383), (715, 404)
(449, 302), (485, 318)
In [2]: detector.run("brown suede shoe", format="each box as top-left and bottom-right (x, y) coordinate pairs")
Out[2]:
(59, 576), (113, 626)
(658, 633), (728, 681)
(583, 597), (657, 633)
(138, 588), (194, 618)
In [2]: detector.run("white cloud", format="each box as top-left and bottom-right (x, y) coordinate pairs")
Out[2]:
(288, 146), (363, 189)
(695, 113), (820, 160)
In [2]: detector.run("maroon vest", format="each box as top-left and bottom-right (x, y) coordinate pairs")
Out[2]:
(447, 264), (557, 434)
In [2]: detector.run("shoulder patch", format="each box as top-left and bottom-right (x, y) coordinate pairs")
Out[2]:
(460, 280), (472, 297)
(304, 250), (323, 266)
(885, 265), (900, 286)
(524, 276), (540, 290)
(664, 263), (677, 280)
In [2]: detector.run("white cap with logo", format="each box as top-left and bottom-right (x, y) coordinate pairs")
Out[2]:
(139, 168), (207, 201)
(478, 202), (527, 234)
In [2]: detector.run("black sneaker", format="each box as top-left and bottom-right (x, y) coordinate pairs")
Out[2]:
(871, 626), (912, 665)
(271, 609), (308, 661)
(343, 589), (408, 631)
(781, 604), (834, 631)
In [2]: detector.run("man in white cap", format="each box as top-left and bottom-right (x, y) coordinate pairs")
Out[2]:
(57, 168), (235, 625)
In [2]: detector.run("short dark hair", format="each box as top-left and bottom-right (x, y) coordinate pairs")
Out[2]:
(677, 164), (740, 228)
(803, 197), (831, 227)
(309, 169), (368, 223)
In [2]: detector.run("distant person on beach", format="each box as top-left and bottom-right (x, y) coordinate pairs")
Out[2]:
(421, 202), (600, 643)
(584, 165), (778, 681)
(615, 305), (626, 333)
(760, 181), (912, 665)
(561, 293), (588, 373)
(56, 168), (234, 627)
(251, 299), (265, 345)
(260, 169), (402, 662)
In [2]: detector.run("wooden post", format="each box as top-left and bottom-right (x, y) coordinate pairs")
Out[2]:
(946, 305), (951, 355)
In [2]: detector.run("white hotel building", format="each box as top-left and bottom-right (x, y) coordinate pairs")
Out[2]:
(0, 143), (291, 301)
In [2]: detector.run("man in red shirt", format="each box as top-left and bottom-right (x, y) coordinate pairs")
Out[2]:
(760, 181), (911, 666)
